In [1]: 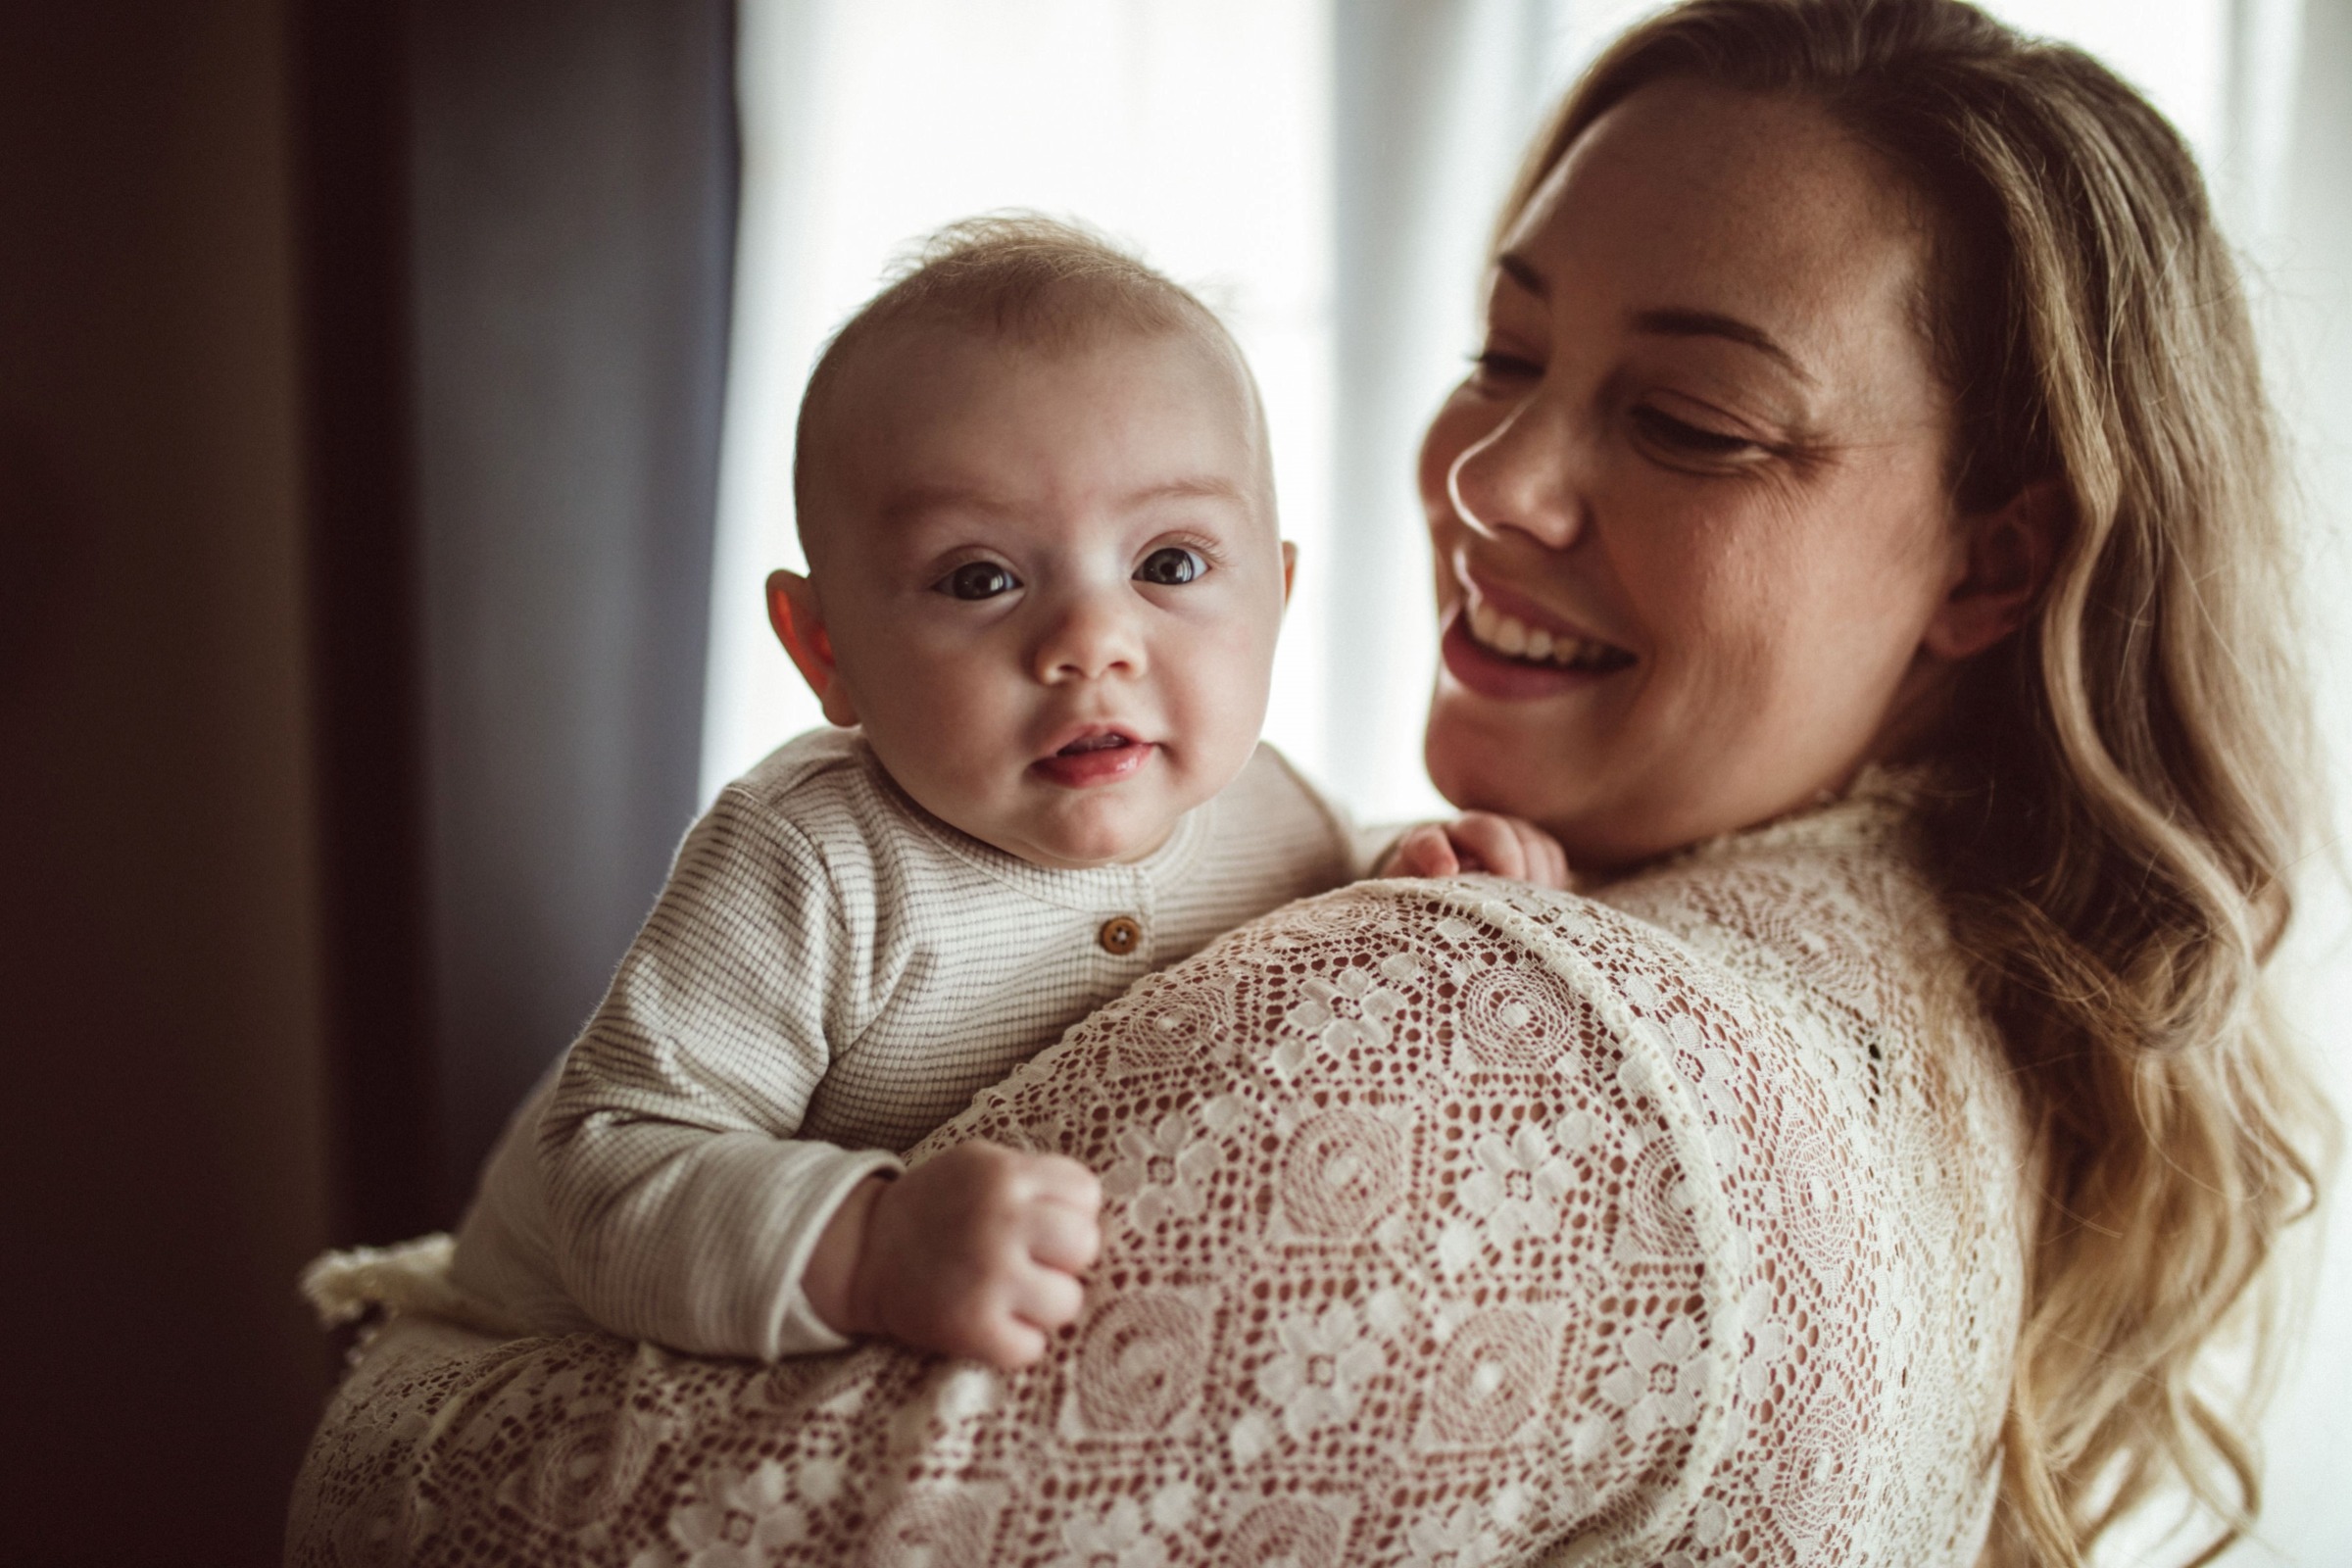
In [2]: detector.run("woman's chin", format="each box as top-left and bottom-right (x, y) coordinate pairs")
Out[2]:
(1423, 713), (1679, 873)
(1424, 707), (1580, 831)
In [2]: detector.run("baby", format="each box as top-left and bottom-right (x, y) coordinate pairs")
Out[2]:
(429, 217), (1564, 1369)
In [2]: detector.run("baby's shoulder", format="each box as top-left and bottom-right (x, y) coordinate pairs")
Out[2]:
(724, 727), (871, 809)
(1209, 744), (1355, 851)
(700, 728), (922, 878)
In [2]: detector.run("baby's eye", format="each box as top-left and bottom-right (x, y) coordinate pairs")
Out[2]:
(937, 561), (1021, 600)
(1134, 546), (1207, 587)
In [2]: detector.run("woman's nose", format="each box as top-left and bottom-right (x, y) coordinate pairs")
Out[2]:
(1446, 401), (1586, 552)
(1030, 586), (1146, 684)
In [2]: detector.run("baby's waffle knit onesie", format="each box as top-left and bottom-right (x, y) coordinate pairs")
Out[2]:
(447, 727), (1360, 1359)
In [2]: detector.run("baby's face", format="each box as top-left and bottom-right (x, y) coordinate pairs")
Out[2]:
(790, 323), (1290, 868)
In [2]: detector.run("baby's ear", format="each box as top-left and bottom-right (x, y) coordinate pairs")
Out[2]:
(766, 569), (859, 726)
(1280, 540), (1298, 607)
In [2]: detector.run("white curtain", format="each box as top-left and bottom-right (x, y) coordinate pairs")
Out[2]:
(2224, 2), (2352, 1562)
(710, 2), (2352, 1557)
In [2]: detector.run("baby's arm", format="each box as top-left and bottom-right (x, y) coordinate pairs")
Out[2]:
(1377, 810), (1572, 887)
(538, 785), (1107, 1366)
(535, 791), (907, 1361)
(802, 1144), (1102, 1368)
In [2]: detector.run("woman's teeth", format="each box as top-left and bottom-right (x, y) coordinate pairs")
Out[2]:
(1466, 599), (1624, 670)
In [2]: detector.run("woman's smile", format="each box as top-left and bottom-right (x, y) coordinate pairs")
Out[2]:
(1418, 77), (1959, 868)
(1449, 564), (1637, 676)
(1439, 560), (1640, 703)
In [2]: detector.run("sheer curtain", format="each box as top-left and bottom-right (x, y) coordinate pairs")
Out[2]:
(2218, 2), (2352, 1562)
(709, 1), (2351, 1556)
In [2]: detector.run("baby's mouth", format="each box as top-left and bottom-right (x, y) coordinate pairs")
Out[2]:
(1463, 596), (1635, 673)
(1032, 725), (1156, 788)
(1055, 732), (1137, 758)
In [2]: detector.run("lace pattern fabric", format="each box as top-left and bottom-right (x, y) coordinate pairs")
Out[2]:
(287, 787), (2028, 1567)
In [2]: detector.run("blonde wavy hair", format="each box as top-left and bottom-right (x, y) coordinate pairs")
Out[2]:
(1495, 1), (2332, 1561)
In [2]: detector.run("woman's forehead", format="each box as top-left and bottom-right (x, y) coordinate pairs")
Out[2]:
(1500, 79), (1936, 399)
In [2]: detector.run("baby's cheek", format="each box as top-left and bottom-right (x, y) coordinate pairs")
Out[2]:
(1173, 620), (1277, 770)
(867, 662), (1025, 809)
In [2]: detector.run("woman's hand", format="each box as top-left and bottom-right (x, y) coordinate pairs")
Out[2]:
(1379, 811), (1572, 888)
(804, 1141), (1102, 1369)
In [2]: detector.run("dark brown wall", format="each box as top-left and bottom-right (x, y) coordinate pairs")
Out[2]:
(0, 1), (735, 1554)
(0, 2), (333, 1561)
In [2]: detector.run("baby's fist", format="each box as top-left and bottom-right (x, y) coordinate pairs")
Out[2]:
(850, 1140), (1102, 1369)
(1380, 811), (1571, 889)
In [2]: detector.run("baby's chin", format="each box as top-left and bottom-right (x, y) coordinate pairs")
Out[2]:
(899, 775), (1177, 870)
(992, 805), (1181, 870)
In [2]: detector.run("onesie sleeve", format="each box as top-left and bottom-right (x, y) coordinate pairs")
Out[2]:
(1250, 742), (1397, 879)
(536, 784), (902, 1360)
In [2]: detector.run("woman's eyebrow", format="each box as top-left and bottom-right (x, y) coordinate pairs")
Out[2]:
(1494, 254), (1813, 384)
(1631, 307), (1814, 383)
(1495, 252), (1547, 298)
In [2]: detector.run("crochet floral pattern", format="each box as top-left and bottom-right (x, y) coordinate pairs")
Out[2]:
(288, 784), (2027, 1566)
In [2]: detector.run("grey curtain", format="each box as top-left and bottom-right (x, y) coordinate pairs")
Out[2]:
(305, 0), (737, 1235)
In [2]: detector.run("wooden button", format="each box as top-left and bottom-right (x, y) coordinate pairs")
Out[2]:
(1099, 915), (1142, 956)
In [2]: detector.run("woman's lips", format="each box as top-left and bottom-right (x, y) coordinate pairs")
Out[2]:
(1440, 604), (1628, 700)
(1454, 566), (1634, 667)
(1031, 730), (1155, 788)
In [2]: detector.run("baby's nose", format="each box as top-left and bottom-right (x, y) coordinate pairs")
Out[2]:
(1032, 591), (1145, 682)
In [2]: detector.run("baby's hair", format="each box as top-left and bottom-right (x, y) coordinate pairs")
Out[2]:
(792, 214), (1262, 547)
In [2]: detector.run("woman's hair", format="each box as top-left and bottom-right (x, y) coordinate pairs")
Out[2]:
(1499, 2), (2331, 1561)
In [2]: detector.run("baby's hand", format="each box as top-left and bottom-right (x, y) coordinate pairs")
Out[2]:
(814, 1141), (1102, 1369)
(1380, 811), (1571, 889)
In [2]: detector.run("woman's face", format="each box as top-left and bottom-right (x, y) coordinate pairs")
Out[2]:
(1421, 79), (1968, 869)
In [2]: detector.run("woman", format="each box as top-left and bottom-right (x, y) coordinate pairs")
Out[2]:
(288, 1), (2327, 1563)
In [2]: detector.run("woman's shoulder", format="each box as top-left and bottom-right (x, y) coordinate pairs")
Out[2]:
(287, 810), (2033, 1568)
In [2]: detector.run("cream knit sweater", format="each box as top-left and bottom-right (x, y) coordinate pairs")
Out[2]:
(292, 772), (2033, 1568)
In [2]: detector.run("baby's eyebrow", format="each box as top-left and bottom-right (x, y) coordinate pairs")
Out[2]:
(879, 476), (1251, 525)
(1118, 475), (1250, 509)
(876, 484), (1022, 526)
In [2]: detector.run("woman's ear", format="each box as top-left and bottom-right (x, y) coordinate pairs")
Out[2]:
(766, 569), (860, 727)
(1280, 540), (1298, 608)
(1921, 479), (2066, 662)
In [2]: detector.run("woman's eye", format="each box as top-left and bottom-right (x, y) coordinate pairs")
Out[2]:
(1469, 348), (1542, 387)
(1631, 406), (1761, 459)
(1134, 546), (1207, 586)
(937, 561), (1020, 600)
